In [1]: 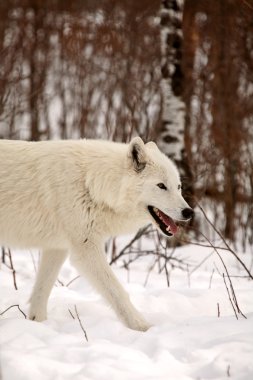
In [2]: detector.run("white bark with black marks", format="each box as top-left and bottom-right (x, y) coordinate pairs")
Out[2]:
(159, 0), (185, 164)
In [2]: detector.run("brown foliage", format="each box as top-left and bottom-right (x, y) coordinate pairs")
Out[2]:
(183, 0), (253, 242)
(0, 0), (161, 141)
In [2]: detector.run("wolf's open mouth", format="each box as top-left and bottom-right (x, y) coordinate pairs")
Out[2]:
(148, 206), (178, 237)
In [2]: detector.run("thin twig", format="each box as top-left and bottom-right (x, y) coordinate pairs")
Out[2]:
(0, 304), (27, 319)
(109, 225), (151, 265)
(202, 229), (246, 319)
(74, 305), (88, 342)
(66, 275), (80, 287)
(68, 309), (75, 319)
(190, 251), (214, 275)
(1, 247), (6, 264)
(209, 268), (215, 289)
(164, 261), (170, 287)
(8, 249), (18, 290)
(227, 364), (231, 377)
(144, 259), (157, 287)
(117, 248), (191, 272)
(179, 239), (229, 252)
(56, 278), (64, 287)
(196, 209), (247, 319)
(222, 274), (238, 319)
(197, 202), (253, 280)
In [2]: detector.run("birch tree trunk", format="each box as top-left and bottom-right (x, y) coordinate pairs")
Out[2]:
(158, 0), (193, 205)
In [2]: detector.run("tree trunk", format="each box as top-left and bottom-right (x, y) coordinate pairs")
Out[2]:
(158, 0), (194, 205)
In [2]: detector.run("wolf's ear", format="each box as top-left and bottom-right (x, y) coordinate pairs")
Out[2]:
(128, 137), (146, 172)
(146, 141), (158, 150)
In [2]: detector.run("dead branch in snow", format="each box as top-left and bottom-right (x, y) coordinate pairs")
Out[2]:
(74, 305), (88, 342)
(195, 202), (249, 319)
(209, 269), (215, 289)
(1, 247), (6, 265)
(66, 276), (81, 287)
(1, 248), (18, 290)
(0, 304), (27, 319)
(3, 248), (18, 290)
(68, 305), (88, 342)
(109, 225), (151, 265)
(202, 231), (246, 319)
(108, 223), (194, 287)
(197, 202), (253, 280)
(68, 309), (75, 320)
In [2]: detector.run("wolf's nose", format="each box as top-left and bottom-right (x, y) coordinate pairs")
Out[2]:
(182, 207), (194, 220)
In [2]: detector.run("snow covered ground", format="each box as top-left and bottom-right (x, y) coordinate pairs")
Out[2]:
(1, 238), (253, 380)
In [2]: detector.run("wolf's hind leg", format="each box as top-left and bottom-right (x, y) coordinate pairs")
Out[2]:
(29, 249), (68, 321)
(71, 241), (151, 332)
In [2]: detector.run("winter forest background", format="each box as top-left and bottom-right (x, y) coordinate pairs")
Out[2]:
(1, 0), (253, 248)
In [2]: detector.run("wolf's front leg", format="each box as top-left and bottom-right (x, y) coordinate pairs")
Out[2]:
(29, 249), (68, 321)
(71, 240), (151, 332)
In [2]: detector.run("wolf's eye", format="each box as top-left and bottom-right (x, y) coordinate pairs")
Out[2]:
(157, 183), (167, 190)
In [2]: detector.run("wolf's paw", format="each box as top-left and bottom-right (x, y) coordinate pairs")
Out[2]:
(29, 314), (45, 322)
(29, 305), (47, 322)
(132, 321), (152, 332)
(124, 314), (152, 332)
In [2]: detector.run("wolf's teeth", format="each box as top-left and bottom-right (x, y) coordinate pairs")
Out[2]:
(154, 208), (160, 217)
(166, 226), (171, 232)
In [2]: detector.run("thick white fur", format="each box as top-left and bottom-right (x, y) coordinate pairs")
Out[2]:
(0, 137), (189, 331)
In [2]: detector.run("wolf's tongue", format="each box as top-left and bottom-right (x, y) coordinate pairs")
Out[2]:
(159, 210), (178, 234)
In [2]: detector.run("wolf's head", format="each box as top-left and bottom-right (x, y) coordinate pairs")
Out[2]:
(126, 137), (193, 237)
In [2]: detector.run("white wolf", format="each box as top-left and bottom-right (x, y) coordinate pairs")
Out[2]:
(0, 137), (193, 331)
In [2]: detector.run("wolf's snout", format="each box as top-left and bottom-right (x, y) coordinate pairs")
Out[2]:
(181, 207), (194, 220)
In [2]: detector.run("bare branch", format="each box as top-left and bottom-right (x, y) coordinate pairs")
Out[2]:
(222, 273), (239, 320)
(109, 225), (151, 265)
(7, 249), (18, 290)
(0, 304), (27, 319)
(209, 268), (215, 289)
(66, 275), (80, 287)
(68, 309), (75, 320)
(1, 247), (6, 264)
(195, 205), (247, 319)
(74, 305), (88, 342)
(197, 202), (253, 280)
